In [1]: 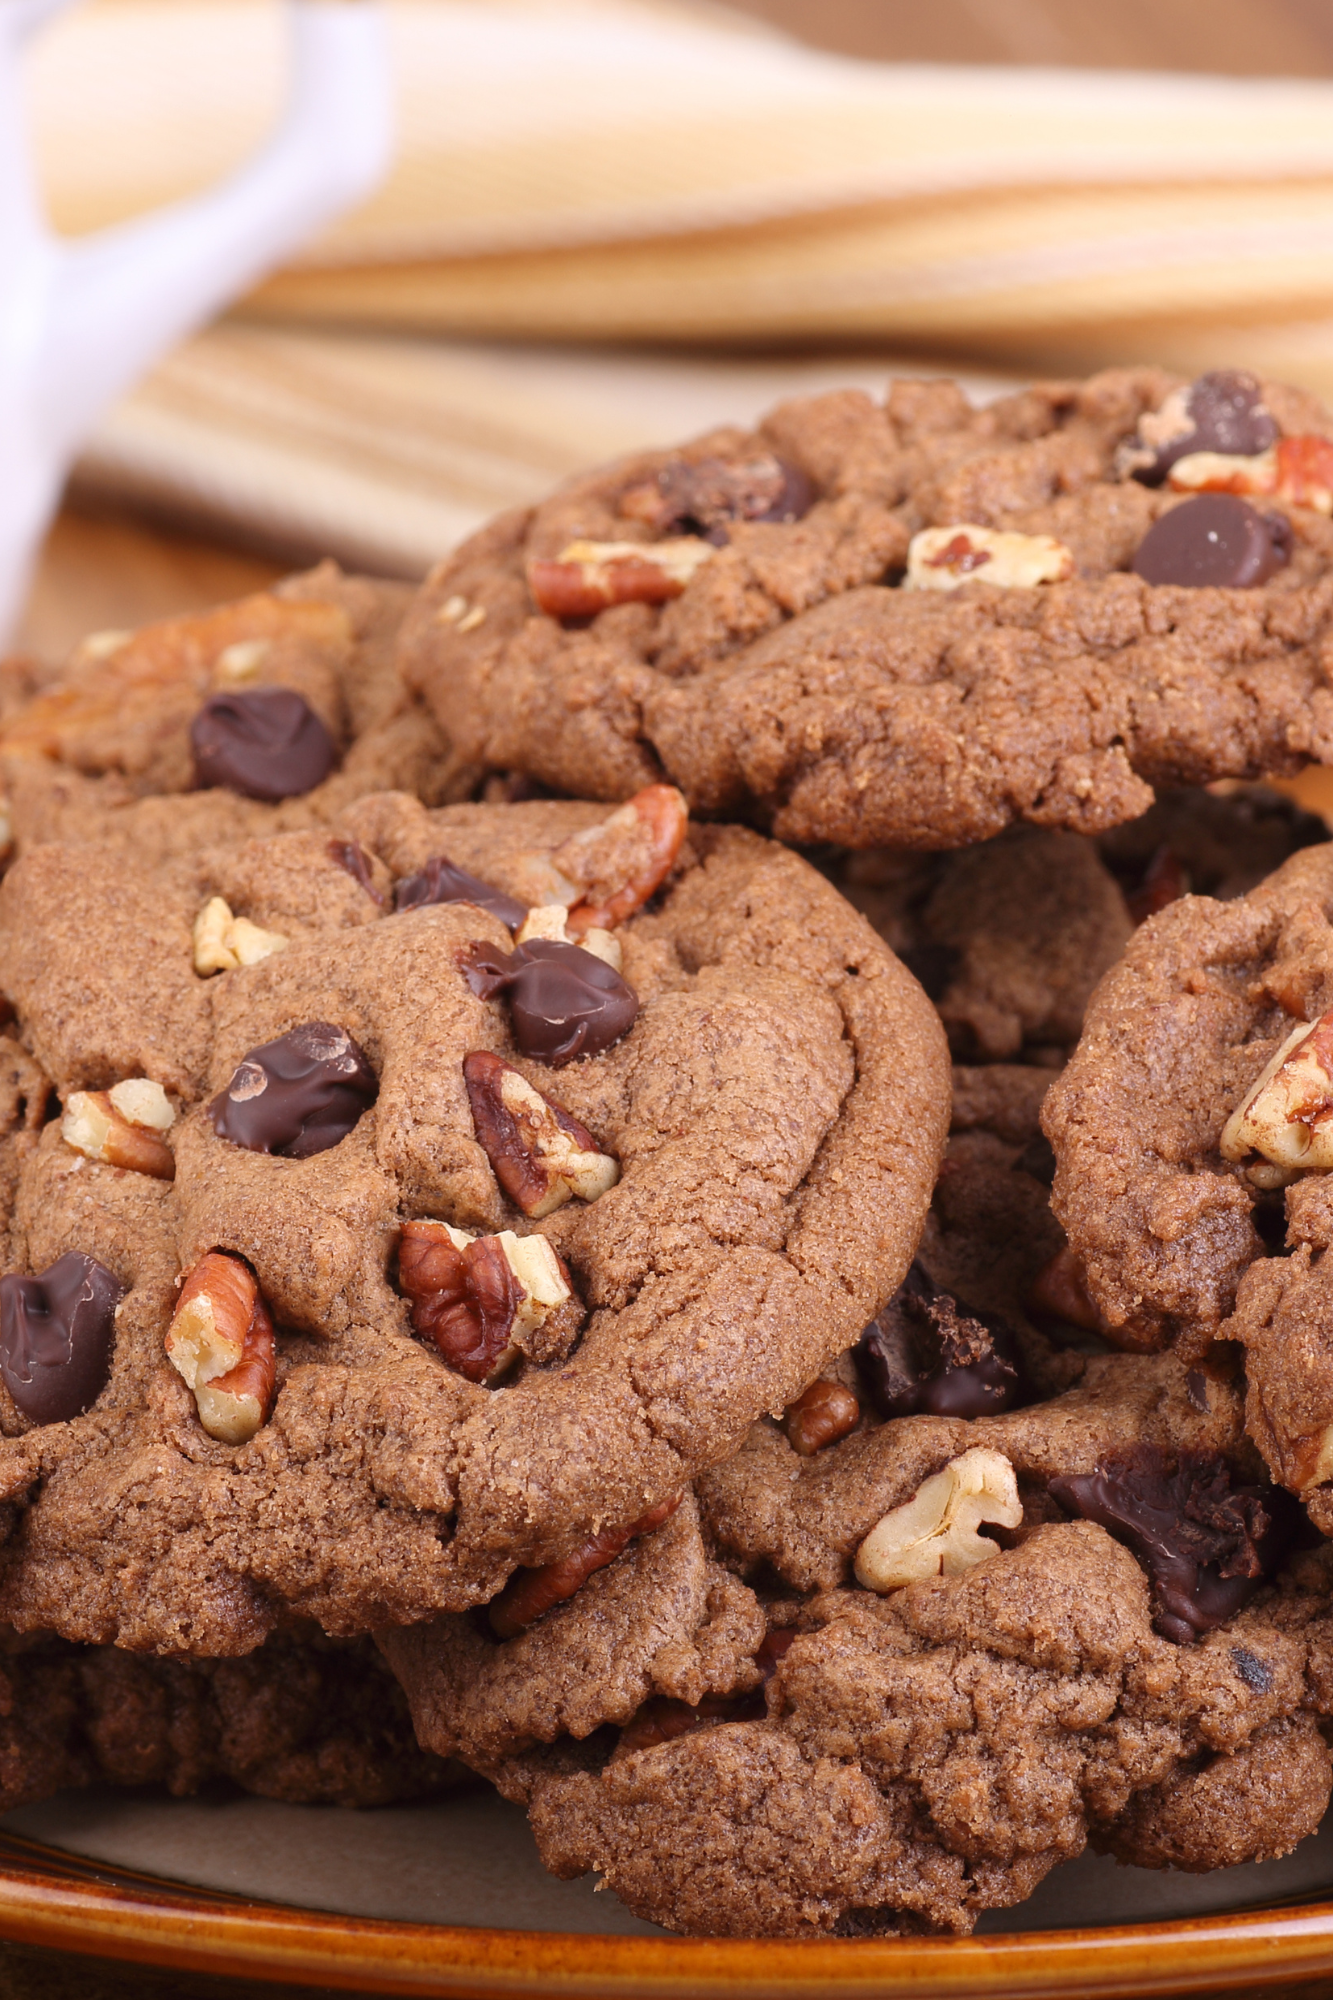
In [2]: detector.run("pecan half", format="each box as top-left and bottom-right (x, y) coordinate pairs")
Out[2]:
(528, 539), (713, 619)
(905, 525), (1074, 591)
(488, 1494), (682, 1640)
(62, 1079), (176, 1181)
(781, 1378), (860, 1455)
(192, 895), (288, 976)
(463, 1051), (619, 1219)
(165, 1251), (276, 1445)
(551, 783), (688, 934)
(397, 1217), (571, 1384)
(854, 1447), (1022, 1592)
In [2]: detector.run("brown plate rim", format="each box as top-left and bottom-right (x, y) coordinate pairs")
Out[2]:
(1, 1829), (1333, 1998)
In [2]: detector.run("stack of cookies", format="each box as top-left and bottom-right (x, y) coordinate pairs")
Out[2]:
(4, 364), (1333, 1939)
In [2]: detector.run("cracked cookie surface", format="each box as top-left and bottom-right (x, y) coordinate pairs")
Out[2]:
(0, 794), (947, 1650)
(401, 369), (1333, 850)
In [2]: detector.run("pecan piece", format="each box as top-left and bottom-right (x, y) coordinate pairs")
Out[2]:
(906, 526), (1074, 591)
(62, 1079), (176, 1181)
(515, 904), (622, 972)
(1220, 1012), (1333, 1183)
(397, 1218), (571, 1385)
(551, 783), (688, 934)
(781, 1378), (859, 1456)
(1167, 434), (1333, 513)
(463, 1051), (619, 1218)
(192, 895), (288, 975)
(165, 1251), (276, 1445)
(528, 538), (713, 619)
(489, 1494), (682, 1640)
(855, 1447), (1022, 1593)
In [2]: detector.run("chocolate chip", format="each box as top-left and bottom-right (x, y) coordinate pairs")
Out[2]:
(1132, 495), (1292, 589)
(191, 689), (338, 801)
(856, 1261), (1024, 1420)
(1137, 371), (1279, 485)
(328, 839), (385, 905)
(210, 1022), (378, 1158)
(0, 1252), (123, 1424)
(460, 939), (639, 1066)
(1185, 1368), (1210, 1415)
(1231, 1644), (1274, 1693)
(654, 455), (814, 545)
(393, 856), (526, 930)
(1049, 1447), (1299, 1644)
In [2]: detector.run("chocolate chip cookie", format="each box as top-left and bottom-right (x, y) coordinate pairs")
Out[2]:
(0, 1628), (457, 1816)
(384, 1143), (1330, 1938)
(0, 561), (475, 861)
(0, 789), (947, 1650)
(401, 368), (1333, 850)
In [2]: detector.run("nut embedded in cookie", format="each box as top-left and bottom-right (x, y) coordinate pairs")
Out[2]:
(463, 1051), (619, 1219)
(553, 784), (689, 935)
(1219, 1013), (1333, 1182)
(192, 896), (289, 976)
(61, 1079), (176, 1181)
(528, 539), (715, 619)
(166, 1250), (277, 1446)
(904, 525), (1074, 591)
(781, 1378), (860, 1456)
(396, 1217), (571, 1384)
(487, 1493), (682, 1639)
(854, 1445), (1022, 1591)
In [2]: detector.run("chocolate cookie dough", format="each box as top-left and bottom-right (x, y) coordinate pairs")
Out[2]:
(0, 1628), (456, 1815)
(1041, 840), (1333, 1541)
(384, 1148), (1331, 1938)
(0, 790), (947, 1650)
(400, 367), (1333, 851)
(0, 561), (475, 861)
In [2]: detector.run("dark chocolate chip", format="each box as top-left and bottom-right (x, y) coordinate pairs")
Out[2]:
(1136, 370), (1278, 485)
(393, 856), (526, 930)
(655, 455), (814, 544)
(1231, 1644), (1274, 1693)
(1185, 1368), (1210, 1415)
(460, 939), (639, 1066)
(899, 941), (962, 1005)
(0, 1252), (123, 1425)
(1132, 495), (1292, 589)
(191, 689), (338, 801)
(210, 1022), (378, 1158)
(1049, 1447), (1299, 1644)
(856, 1261), (1024, 1421)
(328, 839), (385, 905)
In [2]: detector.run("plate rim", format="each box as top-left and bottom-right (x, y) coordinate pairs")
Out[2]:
(2, 1829), (1333, 1998)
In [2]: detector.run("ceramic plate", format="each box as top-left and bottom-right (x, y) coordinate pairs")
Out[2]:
(1, 1784), (1333, 1995)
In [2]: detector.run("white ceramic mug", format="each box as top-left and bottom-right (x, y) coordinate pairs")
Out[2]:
(0, 0), (392, 639)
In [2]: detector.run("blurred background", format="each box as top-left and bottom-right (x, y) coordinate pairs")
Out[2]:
(20, 0), (1333, 656)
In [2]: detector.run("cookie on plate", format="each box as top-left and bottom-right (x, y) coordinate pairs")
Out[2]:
(0, 788), (947, 1650)
(400, 368), (1333, 851)
(1041, 841), (1333, 1535)
(0, 1628), (458, 1815)
(0, 561), (475, 861)
(384, 1141), (1330, 1938)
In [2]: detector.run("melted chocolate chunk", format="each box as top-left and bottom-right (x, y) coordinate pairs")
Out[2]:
(328, 839), (385, 905)
(1132, 495), (1292, 589)
(190, 689), (338, 801)
(1136, 371), (1278, 485)
(210, 1022), (378, 1158)
(0, 1252), (123, 1424)
(394, 856), (526, 929)
(654, 455), (814, 545)
(461, 939), (639, 1066)
(856, 1262), (1024, 1420)
(1049, 1448), (1299, 1644)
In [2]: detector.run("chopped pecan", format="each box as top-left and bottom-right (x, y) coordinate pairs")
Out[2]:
(528, 539), (713, 619)
(192, 896), (288, 976)
(1025, 1244), (1108, 1335)
(551, 784), (689, 934)
(1220, 1013), (1333, 1182)
(781, 1378), (859, 1455)
(854, 1447), (1021, 1592)
(62, 1079), (176, 1181)
(1167, 435), (1333, 513)
(488, 1494), (682, 1640)
(397, 1217), (571, 1384)
(515, 903), (622, 972)
(906, 525), (1074, 591)
(463, 1051), (619, 1218)
(165, 1251), (276, 1445)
